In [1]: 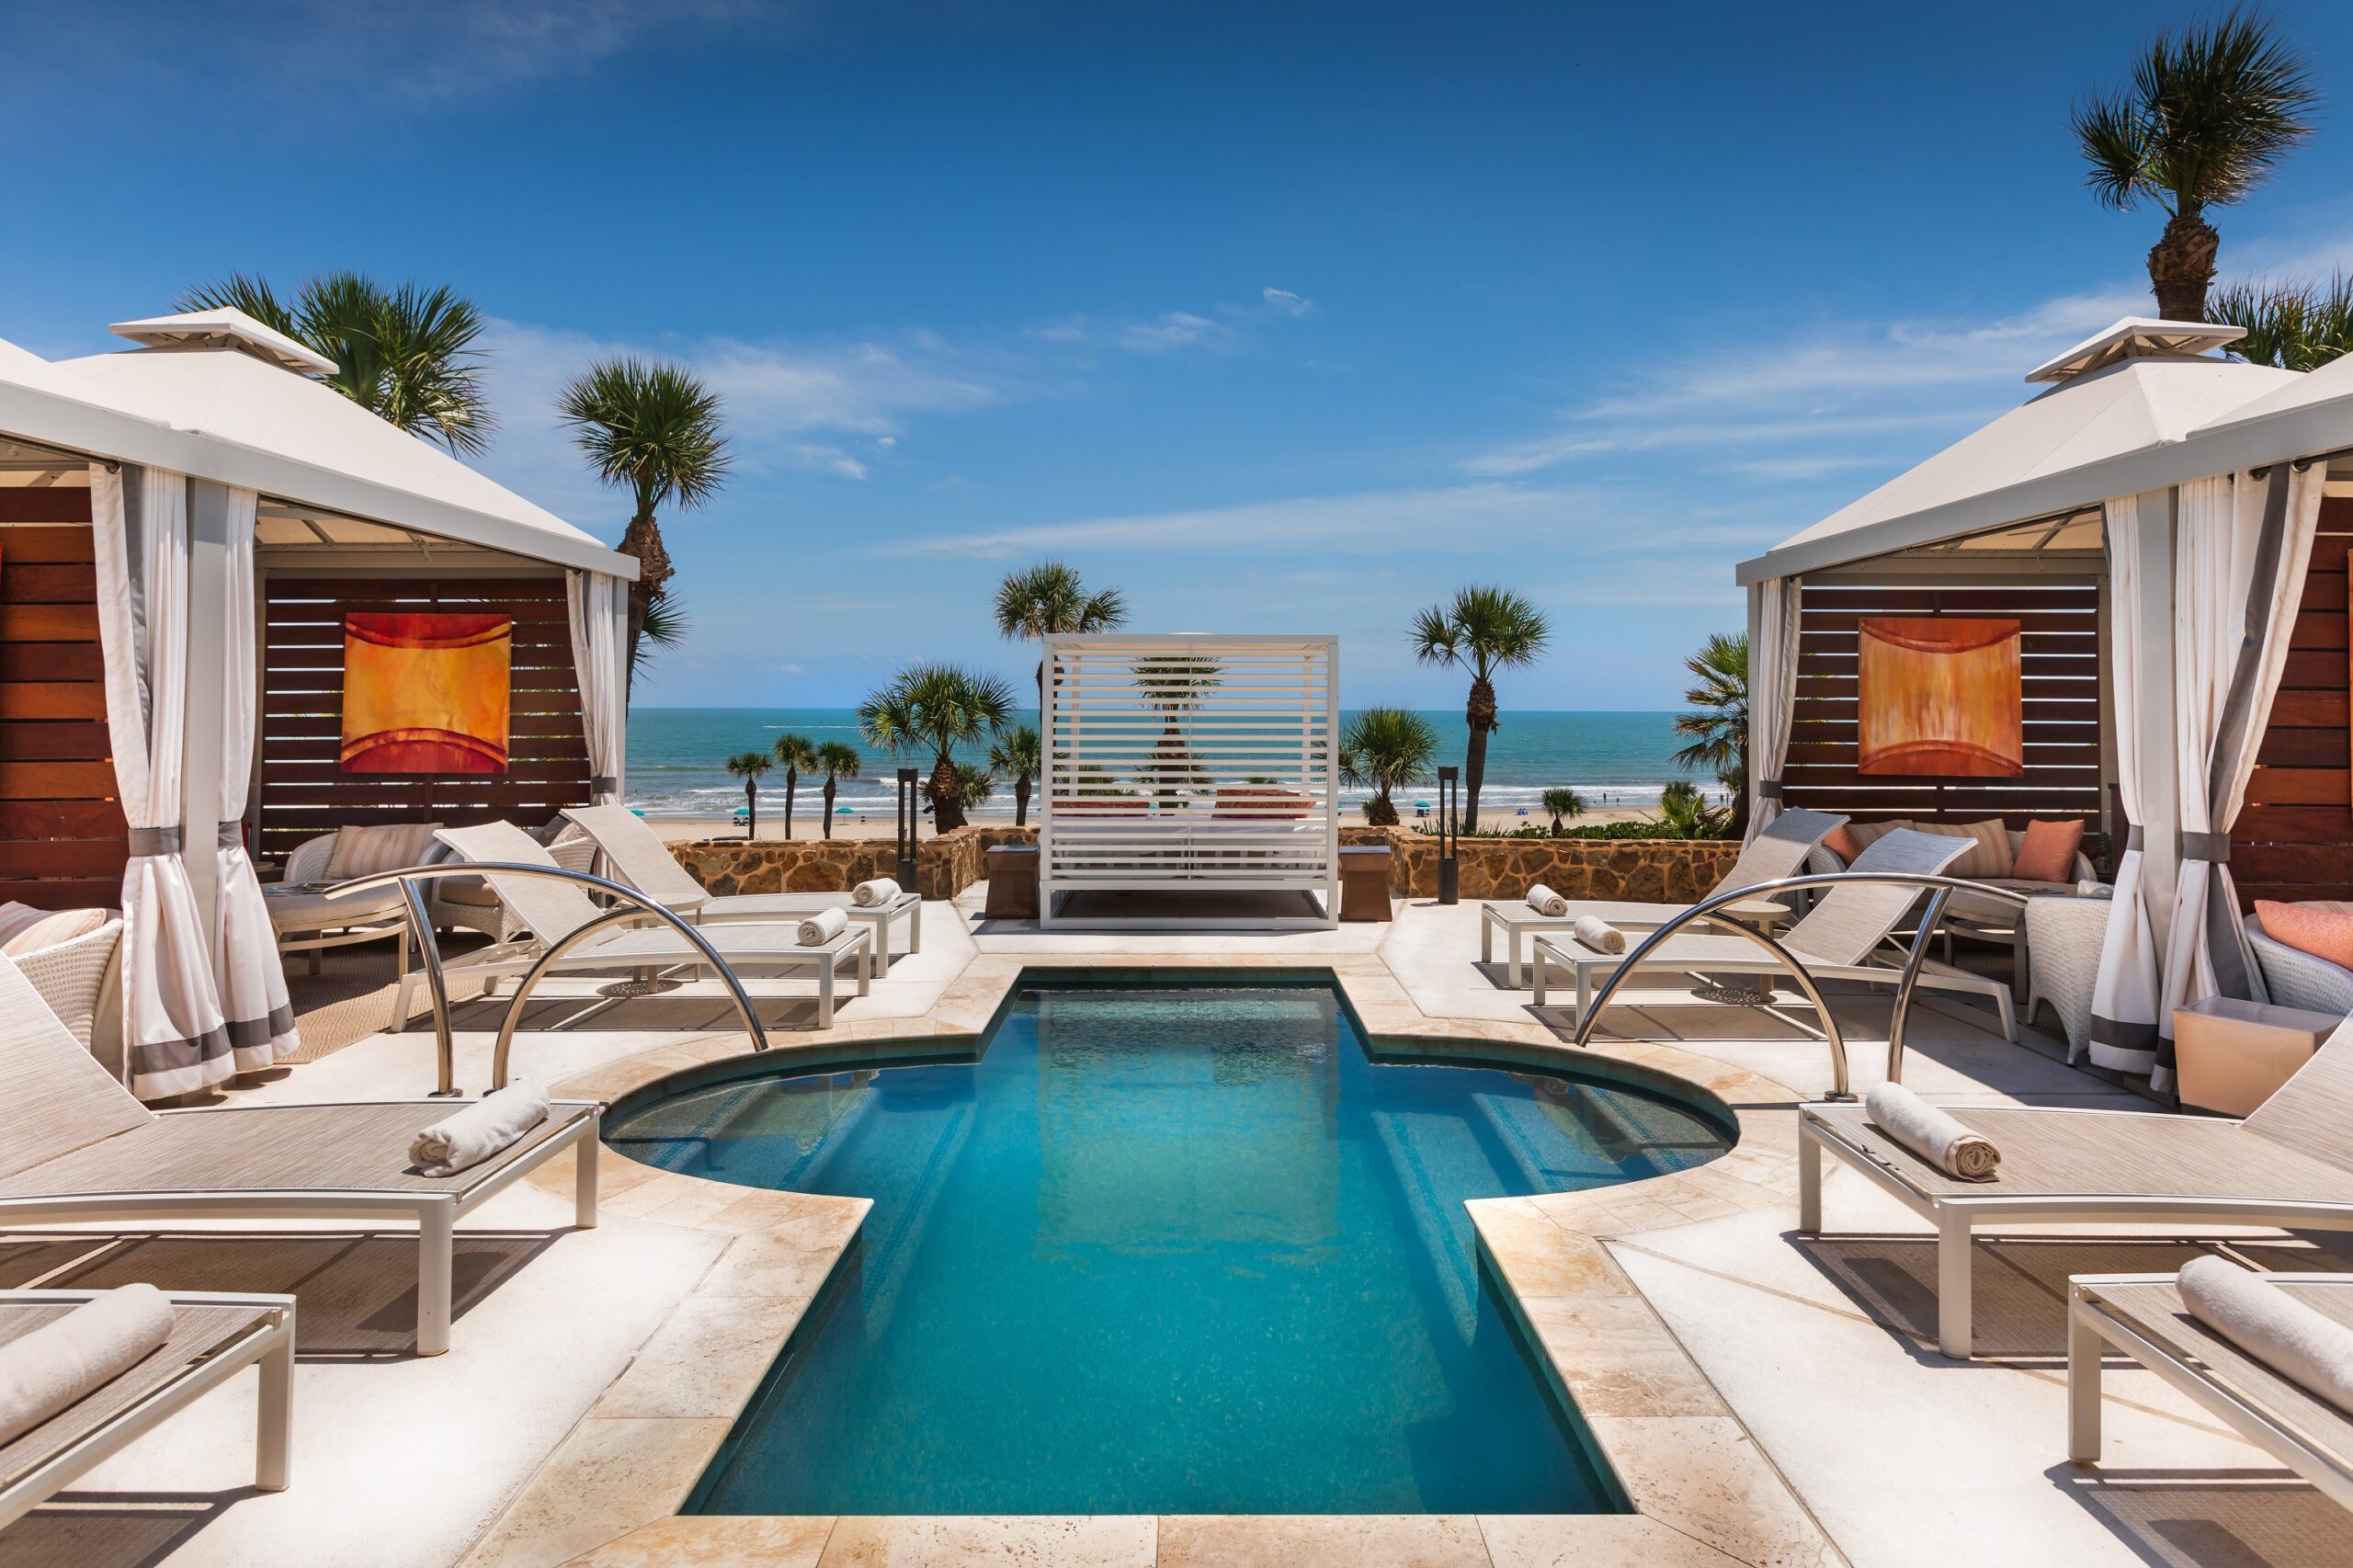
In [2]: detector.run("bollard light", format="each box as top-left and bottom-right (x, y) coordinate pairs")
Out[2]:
(895, 767), (920, 890)
(1437, 766), (1460, 905)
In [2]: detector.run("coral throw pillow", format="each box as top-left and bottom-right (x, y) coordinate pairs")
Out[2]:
(1821, 824), (1863, 865)
(2012, 819), (2086, 882)
(2255, 901), (2353, 971)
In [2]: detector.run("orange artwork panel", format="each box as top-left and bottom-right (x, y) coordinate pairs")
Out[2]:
(339, 612), (512, 775)
(1857, 617), (2023, 778)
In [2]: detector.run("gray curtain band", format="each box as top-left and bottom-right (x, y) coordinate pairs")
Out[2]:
(1757, 780), (1784, 800)
(2179, 831), (2233, 863)
(219, 821), (244, 849)
(2126, 826), (2144, 851)
(127, 827), (181, 856)
(2089, 1015), (2158, 1049)
(591, 775), (619, 794)
(224, 1006), (297, 1051)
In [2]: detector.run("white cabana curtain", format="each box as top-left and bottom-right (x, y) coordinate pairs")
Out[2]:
(212, 484), (297, 1071)
(1745, 576), (1802, 842)
(89, 465), (233, 1098)
(566, 570), (625, 805)
(2156, 464), (2328, 1089)
(2087, 494), (2162, 1074)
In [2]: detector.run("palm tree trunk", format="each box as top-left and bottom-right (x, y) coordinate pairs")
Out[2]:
(617, 508), (673, 704)
(783, 768), (797, 841)
(2149, 206), (2221, 321)
(1366, 792), (1399, 827)
(1462, 676), (1496, 834)
(1729, 737), (1752, 840)
(823, 778), (837, 839)
(1015, 774), (1031, 828)
(929, 754), (967, 833)
(744, 779), (757, 840)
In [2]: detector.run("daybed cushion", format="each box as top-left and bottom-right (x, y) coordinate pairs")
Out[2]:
(1949, 878), (2080, 925)
(0, 905), (115, 959)
(2254, 900), (2353, 972)
(2013, 818), (2086, 882)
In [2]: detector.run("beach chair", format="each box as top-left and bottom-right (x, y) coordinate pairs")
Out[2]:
(559, 804), (923, 964)
(1801, 1018), (2353, 1358)
(0, 1288), (296, 1526)
(393, 823), (871, 1030)
(2066, 1270), (2353, 1510)
(1480, 808), (1847, 985)
(0, 954), (597, 1356)
(1528, 830), (2011, 1037)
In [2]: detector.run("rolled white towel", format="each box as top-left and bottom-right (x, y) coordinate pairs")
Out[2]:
(2178, 1256), (2353, 1415)
(852, 878), (902, 907)
(1572, 915), (1626, 954)
(410, 1082), (551, 1177)
(0, 1283), (176, 1444)
(1527, 884), (1568, 917)
(798, 905), (849, 946)
(1863, 1082), (2001, 1181)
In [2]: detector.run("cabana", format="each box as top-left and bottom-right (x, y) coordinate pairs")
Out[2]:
(1737, 316), (2353, 1090)
(0, 310), (635, 1098)
(1038, 633), (1340, 928)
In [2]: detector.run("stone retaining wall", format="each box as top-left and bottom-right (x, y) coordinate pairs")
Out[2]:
(673, 824), (1735, 906)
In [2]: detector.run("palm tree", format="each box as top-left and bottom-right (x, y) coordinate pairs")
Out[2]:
(954, 763), (996, 821)
(725, 751), (770, 839)
(772, 733), (818, 841)
(814, 742), (862, 841)
(988, 725), (1041, 827)
(1671, 631), (1751, 837)
(1652, 780), (1731, 840)
(178, 272), (494, 452)
(993, 561), (1127, 707)
(2211, 273), (2353, 369)
(1409, 586), (1550, 834)
(1338, 707), (1438, 827)
(2072, 12), (2320, 321)
(558, 358), (732, 704)
(858, 664), (1017, 833)
(1542, 787), (1587, 836)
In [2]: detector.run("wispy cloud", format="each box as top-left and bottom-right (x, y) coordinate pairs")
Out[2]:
(1262, 287), (1315, 316)
(1120, 312), (1230, 354)
(1028, 287), (1318, 355)
(1462, 283), (2150, 478)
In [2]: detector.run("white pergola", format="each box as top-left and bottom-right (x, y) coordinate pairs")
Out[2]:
(1039, 633), (1340, 929)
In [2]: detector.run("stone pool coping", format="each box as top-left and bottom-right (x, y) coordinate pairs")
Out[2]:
(463, 951), (1840, 1568)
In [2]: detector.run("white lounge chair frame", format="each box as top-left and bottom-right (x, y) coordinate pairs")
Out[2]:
(2067, 1271), (2353, 1510)
(1039, 632), (1340, 929)
(1480, 807), (1847, 984)
(1540, 841), (2031, 1096)
(558, 804), (924, 962)
(0, 1289), (296, 1527)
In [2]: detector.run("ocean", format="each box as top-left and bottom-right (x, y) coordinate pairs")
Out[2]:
(625, 708), (1722, 823)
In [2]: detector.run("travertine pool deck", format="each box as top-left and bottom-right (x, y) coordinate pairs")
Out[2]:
(6, 893), (2347, 1567)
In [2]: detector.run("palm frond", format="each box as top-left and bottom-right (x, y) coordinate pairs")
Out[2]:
(772, 732), (820, 771)
(177, 274), (298, 335)
(2080, 10), (2318, 217)
(992, 562), (1128, 640)
(557, 358), (733, 517)
(630, 595), (688, 687)
(816, 741), (863, 781)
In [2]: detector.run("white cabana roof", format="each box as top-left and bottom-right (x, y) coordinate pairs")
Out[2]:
(1738, 334), (2297, 584)
(0, 321), (632, 579)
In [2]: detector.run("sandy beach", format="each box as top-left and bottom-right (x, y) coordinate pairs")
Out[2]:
(647, 804), (1665, 843)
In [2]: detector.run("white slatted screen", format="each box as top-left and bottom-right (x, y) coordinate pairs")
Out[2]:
(1040, 634), (1340, 928)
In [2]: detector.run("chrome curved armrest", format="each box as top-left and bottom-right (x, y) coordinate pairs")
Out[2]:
(324, 861), (772, 1095)
(1566, 870), (2033, 1099)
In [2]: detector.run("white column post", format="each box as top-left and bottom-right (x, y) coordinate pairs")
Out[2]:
(2131, 485), (2180, 955)
(180, 478), (233, 950)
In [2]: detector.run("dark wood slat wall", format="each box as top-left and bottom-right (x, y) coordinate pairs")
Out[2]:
(1782, 579), (2108, 845)
(2235, 497), (2353, 906)
(0, 496), (129, 908)
(257, 576), (590, 864)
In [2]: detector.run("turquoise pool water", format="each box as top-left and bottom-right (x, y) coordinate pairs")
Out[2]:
(606, 978), (1731, 1516)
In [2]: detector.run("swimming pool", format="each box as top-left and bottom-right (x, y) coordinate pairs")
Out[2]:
(605, 976), (1731, 1516)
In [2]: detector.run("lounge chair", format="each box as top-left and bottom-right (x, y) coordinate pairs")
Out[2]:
(392, 823), (871, 1030)
(0, 955), (597, 1356)
(0, 1287), (295, 1527)
(2068, 1270), (2353, 1510)
(558, 804), (923, 964)
(1528, 829), (2013, 1039)
(1480, 808), (1847, 986)
(1801, 1020), (2353, 1358)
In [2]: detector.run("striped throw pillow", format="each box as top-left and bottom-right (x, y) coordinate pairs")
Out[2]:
(0, 903), (115, 958)
(1911, 819), (2014, 880)
(323, 824), (445, 881)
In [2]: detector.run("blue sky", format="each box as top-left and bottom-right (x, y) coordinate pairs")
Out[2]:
(5, 1), (2352, 708)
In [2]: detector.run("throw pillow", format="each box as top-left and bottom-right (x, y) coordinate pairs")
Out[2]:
(2255, 900), (2353, 972)
(323, 823), (444, 881)
(1911, 819), (2014, 880)
(0, 903), (114, 958)
(2012, 819), (2086, 882)
(1821, 824), (1863, 865)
